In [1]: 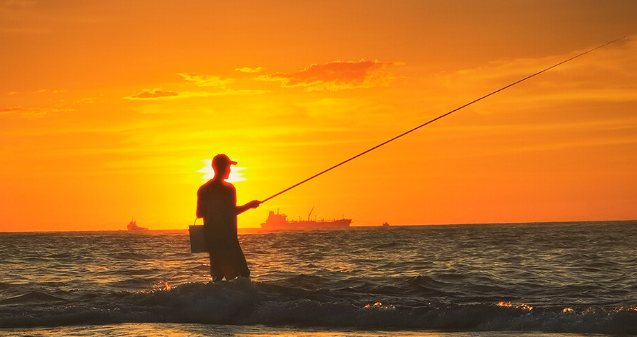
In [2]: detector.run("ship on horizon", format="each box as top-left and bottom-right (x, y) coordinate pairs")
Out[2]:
(127, 220), (149, 231)
(260, 208), (351, 230)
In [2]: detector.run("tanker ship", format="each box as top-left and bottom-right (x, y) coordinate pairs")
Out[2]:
(260, 208), (351, 230)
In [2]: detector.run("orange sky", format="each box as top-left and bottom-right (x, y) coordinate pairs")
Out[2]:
(1, 1), (637, 231)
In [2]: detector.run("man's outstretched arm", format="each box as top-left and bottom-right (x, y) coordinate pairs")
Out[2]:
(236, 200), (261, 215)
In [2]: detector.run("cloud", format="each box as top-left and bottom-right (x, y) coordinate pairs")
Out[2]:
(76, 97), (96, 104)
(0, 106), (76, 116)
(258, 59), (402, 91)
(0, 106), (26, 114)
(124, 88), (268, 101)
(235, 66), (264, 73)
(124, 89), (180, 100)
(177, 89), (269, 98)
(31, 89), (66, 94)
(124, 73), (268, 101)
(177, 73), (233, 87)
(438, 35), (637, 106)
(200, 89), (269, 96)
(47, 108), (77, 113)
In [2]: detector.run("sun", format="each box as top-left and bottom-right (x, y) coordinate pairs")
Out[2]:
(197, 159), (247, 183)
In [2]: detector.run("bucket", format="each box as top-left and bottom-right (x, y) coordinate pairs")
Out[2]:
(189, 225), (207, 253)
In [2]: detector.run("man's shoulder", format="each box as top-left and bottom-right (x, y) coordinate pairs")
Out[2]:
(198, 180), (234, 195)
(222, 181), (236, 191)
(198, 180), (214, 194)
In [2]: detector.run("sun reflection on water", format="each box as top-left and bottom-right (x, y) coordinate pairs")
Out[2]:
(497, 301), (533, 311)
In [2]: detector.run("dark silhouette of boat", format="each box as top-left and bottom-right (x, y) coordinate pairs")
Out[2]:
(127, 220), (149, 231)
(260, 208), (351, 230)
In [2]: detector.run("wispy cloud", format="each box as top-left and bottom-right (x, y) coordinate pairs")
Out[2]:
(76, 97), (96, 104)
(235, 66), (263, 73)
(124, 88), (268, 101)
(0, 106), (76, 116)
(258, 59), (402, 91)
(199, 89), (269, 96)
(177, 73), (233, 87)
(438, 36), (637, 105)
(34, 89), (65, 94)
(0, 106), (26, 114)
(124, 89), (180, 100)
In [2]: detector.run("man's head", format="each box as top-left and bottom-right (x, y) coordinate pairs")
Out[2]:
(212, 154), (237, 180)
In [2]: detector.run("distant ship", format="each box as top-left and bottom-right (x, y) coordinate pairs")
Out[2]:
(261, 208), (351, 230)
(127, 220), (149, 231)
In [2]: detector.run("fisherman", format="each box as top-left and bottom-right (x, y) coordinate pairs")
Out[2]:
(196, 154), (260, 282)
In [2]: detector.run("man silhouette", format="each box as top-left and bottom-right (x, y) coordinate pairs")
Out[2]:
(196, 154), (260, 282)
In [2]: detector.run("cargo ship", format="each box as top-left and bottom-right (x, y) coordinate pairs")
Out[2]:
(260, 208), (351, 230)
(127, 220), (149, 231)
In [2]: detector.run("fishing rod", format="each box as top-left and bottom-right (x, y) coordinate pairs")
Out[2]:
(260, 36), (626, 203)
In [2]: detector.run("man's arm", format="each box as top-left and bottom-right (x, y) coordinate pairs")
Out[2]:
(236, 200), (261, 215)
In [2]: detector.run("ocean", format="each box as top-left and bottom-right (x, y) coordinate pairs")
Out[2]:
(1, 221), (636, 336)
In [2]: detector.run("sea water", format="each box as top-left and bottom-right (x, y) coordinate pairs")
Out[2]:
(1, 221), (636, 336)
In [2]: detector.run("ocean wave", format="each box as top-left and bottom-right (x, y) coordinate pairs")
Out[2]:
(109, 252), (154, 260)
(0, 291), (67, 304)
(1, 280), (636, 335)
(0, 282), (15, 290)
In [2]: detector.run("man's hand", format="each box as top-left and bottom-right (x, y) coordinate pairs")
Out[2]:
(247, 200), (261, 209)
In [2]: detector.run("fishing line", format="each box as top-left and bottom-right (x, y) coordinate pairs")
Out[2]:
(261, 36), (625, 203)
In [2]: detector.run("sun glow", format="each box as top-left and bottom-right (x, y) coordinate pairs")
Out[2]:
(197, 159), (247, 183)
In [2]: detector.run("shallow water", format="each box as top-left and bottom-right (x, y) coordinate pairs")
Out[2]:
(0, 323), (598, 337)
(1, 222), (636, 335)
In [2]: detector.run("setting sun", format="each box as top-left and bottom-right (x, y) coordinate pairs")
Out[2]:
(198, 159), (247, 183)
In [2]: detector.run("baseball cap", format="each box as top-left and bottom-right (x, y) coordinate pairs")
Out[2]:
(212, 154), (237, 168)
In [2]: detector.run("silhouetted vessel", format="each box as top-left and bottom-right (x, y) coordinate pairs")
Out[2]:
(127, 220), (149, 231)
(261, 209), (351, 230)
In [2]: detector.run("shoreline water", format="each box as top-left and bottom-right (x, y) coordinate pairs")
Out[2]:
(0, 323), (600, 337)
(1, 221), (636, 335)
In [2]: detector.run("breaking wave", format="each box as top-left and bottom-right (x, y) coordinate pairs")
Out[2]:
(1, 278), (636, 335)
